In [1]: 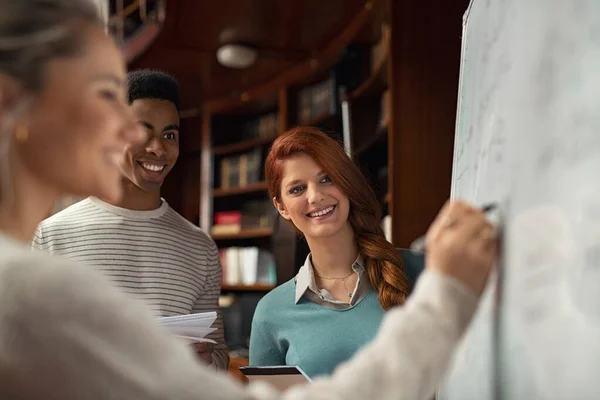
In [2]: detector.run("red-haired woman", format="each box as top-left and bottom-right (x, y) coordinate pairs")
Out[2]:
(250, 127), (474, 378)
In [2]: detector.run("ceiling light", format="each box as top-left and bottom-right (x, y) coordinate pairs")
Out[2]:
(216, 44), (258, 69)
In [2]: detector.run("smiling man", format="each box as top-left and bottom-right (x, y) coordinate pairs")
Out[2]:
(32, 70), (229, 370)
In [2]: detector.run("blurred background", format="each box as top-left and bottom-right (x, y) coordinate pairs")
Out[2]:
(79, 0), (470, 380)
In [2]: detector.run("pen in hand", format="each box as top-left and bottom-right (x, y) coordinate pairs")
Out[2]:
(409, 203), (498, 253)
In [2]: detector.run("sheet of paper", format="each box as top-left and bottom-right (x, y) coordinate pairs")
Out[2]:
(176, 336), (217, 345)
(158, 311), (217, 328)
(158, 312), (218, 343)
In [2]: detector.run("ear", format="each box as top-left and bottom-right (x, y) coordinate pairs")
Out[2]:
(0, 72), (23, 114)
(273, 196), (291, 220)
(0, 73), (29, 129)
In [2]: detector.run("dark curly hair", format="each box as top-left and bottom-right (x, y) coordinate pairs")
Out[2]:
(127, 69), (181, 111)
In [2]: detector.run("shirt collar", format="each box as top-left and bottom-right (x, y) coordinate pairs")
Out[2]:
(294, 253), (365, 304)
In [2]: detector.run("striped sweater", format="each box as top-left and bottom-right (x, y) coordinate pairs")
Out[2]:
(32, 197), (228, 370)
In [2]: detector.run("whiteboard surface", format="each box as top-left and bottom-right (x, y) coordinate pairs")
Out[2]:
(442, 0), (600, 398)
(440, 0), (514, 397)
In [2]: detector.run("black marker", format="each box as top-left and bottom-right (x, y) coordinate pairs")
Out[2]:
(409, 203), (498, 253)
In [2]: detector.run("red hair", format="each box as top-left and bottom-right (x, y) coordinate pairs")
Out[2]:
(265, 126), (409, 310)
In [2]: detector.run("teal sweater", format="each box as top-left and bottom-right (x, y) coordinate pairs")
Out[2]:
(249, 280), (385, 378)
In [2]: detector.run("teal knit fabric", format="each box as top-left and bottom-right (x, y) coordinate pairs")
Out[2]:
(249, 279), (385, 378)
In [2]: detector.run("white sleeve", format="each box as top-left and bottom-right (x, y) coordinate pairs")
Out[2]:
(0, 253), (250, 400)
(0, 252), (477, 400)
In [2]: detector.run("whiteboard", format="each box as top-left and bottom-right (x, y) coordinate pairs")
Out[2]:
(441, 0), (600, 399)
(439, 0), (512, 397)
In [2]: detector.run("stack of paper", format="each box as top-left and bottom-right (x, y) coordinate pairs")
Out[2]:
(158, 311), (218, 345)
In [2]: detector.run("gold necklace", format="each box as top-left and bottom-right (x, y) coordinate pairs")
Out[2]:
(314, 270), (356, 299)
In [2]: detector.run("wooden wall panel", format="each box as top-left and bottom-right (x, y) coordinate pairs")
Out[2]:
(388, 0), (470, 247)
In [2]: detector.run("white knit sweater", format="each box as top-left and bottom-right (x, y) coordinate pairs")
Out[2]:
(0, 233), (478, 400)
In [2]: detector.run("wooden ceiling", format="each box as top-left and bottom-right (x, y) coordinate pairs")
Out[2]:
(129, 0), (370, 110)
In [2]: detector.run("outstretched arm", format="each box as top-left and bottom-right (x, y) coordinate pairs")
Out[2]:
(1, 200), (494, 400)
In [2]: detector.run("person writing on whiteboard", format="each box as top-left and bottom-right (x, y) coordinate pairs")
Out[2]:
(0, 1), (497, 399)
(249, 127), (423, 377)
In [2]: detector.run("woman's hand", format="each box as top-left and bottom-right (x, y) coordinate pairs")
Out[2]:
(425, 200), (498, 294)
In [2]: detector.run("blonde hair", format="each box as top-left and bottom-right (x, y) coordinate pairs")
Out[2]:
(0, 0), (102, 203)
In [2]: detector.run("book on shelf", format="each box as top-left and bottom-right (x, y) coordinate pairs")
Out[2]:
(228, 156), (240, 189)
(219, 147), (262, 189)
(212, 211), (243, 235)
(211, 224), (242, 235)
(211, 200), (277, 236)
(241, 199), (277, 227)
(219, 247), (277, 286)
(296, 74), (337, 125)
(238, 148), (262, 187)
(241, 112), (279, 140)
(214, 211), (242, 225)
(295, 46), (362, 126)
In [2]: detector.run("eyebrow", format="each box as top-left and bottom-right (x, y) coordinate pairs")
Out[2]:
(163, 124), (180, 132)
(285, 170), (326, 189)
(285, 179), (302, 189)
(138, 122), (180, 132)
(140, 121), (153, 130)
(92, 73), (124, 87)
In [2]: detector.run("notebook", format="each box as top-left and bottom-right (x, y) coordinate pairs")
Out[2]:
(158, 312), (218, 344)
(239, 366), (312, 391)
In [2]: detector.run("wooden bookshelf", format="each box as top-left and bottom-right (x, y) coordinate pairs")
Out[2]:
(211, 227), (273, 240)
(301, 112), (337, 128)
(213, 181), (268, 197)
(213, 136), (275, 156)
(193, 0), (464, 361)
(201, 1), (395, 300)
(144, 2), (468, 385)
(221, 284), (275, 292)
(354, 125), (388, 155)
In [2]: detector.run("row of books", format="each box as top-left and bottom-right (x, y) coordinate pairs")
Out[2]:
(297, 75), (337, 125)
(241, 112), (279, 141)
(218, 147), (262, 189)
(211, 201), (276, 236)
(218, 246), (277, 286)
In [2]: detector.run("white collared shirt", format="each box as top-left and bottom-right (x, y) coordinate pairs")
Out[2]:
(294, 253), (373, 309)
